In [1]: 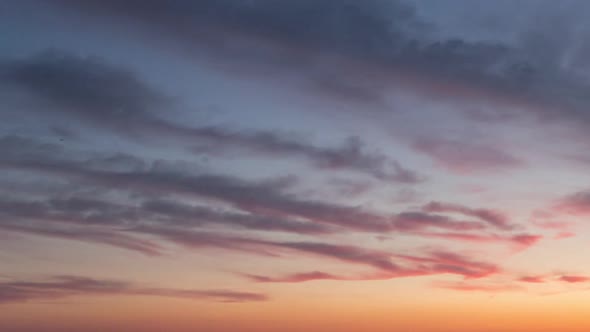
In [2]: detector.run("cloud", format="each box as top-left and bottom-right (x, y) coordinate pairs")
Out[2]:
(0, 136), (544, 258)
(0, 222), (162, 256)
(422, 201), (513, 230)
(133, 227), (279, 257)
(191, 131), (422, 183)
(326, 178), (373, 198)
(554, 190), (590, 215)
(414, 232), (542, 249)
(432, 280), (523, 292)
(141, 199), (337, 234)
(0, 134), (543, 292)
(510, 234), (542, 248)
(554, 232), (575, 240)
(1, 1), (589, 313)
(246, 271), (347, 283)
(0, 193), (339, 257)
(136, 226), (404, 271)
(518, 274), (590, 284)
(0, 51), (170, 138)
(274, 241), (401, 272)
(244, 269), (426, 283)
(397, 250), (500, 279)
(412, 137), (524, 174)
(244, 256), (501, 283)
(276, 243), (501, 279)
(56, 0), (424, 64)
(0, 275), (267, 304)
(0, 196), (141, 227)
(51, 0), (590, 124)
(519, 275), (546, 283)
(392, 211), (486, 231)
(0, 52), (420, 183)
(0, 195), (162, 255)
(135, 223), (500, 280)
(531, 214), (573, 231)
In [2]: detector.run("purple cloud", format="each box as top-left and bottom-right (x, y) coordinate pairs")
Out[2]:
(412, 137), (523, 174)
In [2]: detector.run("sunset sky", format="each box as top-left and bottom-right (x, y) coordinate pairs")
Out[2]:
(3, 1), (590, 331)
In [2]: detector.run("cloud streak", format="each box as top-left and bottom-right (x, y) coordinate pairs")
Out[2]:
(422, 201), (514, 230)
(0, 275), (267, 304)
(412, 138), (524, 174)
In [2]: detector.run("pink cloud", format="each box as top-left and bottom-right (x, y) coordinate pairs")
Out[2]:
(554, 232), (575, 240)
(554, 190), (590, 216)
(559, 275), (590, 283)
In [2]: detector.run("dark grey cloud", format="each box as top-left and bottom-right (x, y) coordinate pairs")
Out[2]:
(0, 51), (171, 138)
(57, 0), (423, 58)
(51, 0), (590, 129)
(0, 275), (267, 304)
(0, 52), (420, 182)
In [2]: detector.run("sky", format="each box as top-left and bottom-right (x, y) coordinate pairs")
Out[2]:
(2, 0), (590, 331)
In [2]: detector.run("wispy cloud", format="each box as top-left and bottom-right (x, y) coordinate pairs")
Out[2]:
(558, 275), (590, 283)
(518, 274), (590, 284)
(422, 201), (513, 230)
(0, 275), (267, 304)
(432, 280), (523, 293)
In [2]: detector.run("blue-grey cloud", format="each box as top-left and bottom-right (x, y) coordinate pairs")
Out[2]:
(50, 0), (590, 128)
(0, 52), (420, 183)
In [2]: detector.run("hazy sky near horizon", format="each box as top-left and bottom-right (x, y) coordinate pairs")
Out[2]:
(2, 1), (590, 331)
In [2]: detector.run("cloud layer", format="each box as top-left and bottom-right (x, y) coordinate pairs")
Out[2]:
(1, 0), (589, 312)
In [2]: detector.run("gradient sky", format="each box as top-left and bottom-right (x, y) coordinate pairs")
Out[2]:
(2, 1), (590, 331)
